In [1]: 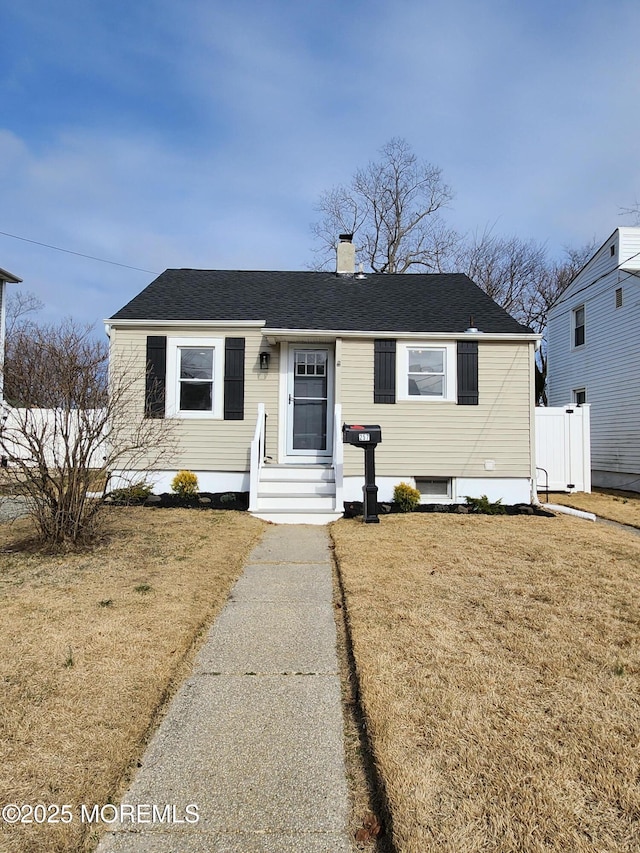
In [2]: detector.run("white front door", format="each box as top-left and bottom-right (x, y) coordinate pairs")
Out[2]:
(286, 347), (333, 460)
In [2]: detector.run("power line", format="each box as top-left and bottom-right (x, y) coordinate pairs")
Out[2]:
(548, 268), (640, 324)
(551, 249), (640, 310)
(0, 229), (160, 275)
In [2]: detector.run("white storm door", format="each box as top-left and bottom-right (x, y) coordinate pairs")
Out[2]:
(286, 347), (333, 458)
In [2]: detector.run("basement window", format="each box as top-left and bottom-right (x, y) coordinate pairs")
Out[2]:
(415, 477), (452, 499)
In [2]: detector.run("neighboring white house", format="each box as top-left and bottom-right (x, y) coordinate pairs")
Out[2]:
(0, 266), (22, 402)
(546, 226), (640, 493)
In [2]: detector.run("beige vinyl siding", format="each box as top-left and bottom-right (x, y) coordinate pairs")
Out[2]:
(339, 338), (534, 478)
(110, 325), (279, 472)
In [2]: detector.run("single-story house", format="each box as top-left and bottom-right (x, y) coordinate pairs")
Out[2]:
(106, 236), (540, 522)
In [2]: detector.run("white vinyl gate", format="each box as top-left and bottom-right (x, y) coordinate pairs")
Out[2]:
(535, 405), (591, 494)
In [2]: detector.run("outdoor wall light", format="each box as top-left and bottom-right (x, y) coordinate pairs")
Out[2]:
(259, 351), (271, 370)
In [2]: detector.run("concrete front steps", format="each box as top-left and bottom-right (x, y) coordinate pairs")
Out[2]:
(251, 463), (343, 525)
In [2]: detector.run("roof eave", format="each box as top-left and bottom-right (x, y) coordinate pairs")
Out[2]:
(0, 267), (22, 284)
(105, 318), (267, 327)
(264, 327), (540, 343)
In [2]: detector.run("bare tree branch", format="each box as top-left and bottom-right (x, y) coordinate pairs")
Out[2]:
(4, 289), (43, 340)
(310, 138), (457, 273)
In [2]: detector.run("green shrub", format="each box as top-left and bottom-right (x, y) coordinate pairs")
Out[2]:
(108, 481), (153, 504)
(464, 494), (506, 515)
(219, 492), (236, 504)
(171, 470), (199, 498)
(393, 482), (421, 513)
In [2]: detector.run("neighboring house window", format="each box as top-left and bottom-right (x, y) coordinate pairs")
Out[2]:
(165, 337), (224, 418)
(573, 388), (586, 405)
(572, 305), (585, 348)
(397, 342), (456, 402)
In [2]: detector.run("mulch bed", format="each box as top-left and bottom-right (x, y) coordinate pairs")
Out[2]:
(106, 492), (250, 511)
(343, 501), (554, 518)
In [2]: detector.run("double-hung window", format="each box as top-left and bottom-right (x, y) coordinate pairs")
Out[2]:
(397, 342), (456, 402)
(166, 337), (223, 418)
(179, 347), (214, 410)
(573, 305), (585, 348)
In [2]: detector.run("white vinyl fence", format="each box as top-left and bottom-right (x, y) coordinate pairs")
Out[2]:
(0, 407), (108, 469)
(535, 404), (591, 494)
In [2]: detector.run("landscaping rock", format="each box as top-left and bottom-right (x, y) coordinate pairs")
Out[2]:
(515, 504), (535, 515)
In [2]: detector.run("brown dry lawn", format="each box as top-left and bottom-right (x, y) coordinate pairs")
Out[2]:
(332, 512), (640, 853)
(0, 507), (265, 853)
(550, 489), (640, 529)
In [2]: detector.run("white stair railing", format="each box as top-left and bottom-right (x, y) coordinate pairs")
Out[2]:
(249, 403), (266, 512)
(332, 403), (343, 512)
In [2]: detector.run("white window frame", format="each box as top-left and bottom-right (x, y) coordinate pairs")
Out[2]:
(165, 337), (224, 418)
(573, 388), (587, 406)
(397, 342), (457, 402)
(572, 305), (585, 349)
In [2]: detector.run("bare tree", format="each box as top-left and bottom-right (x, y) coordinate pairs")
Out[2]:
(4, 289), (44, 341)
(451, 230), (549, 325)
(0, 319), (175, 546)
(311, 138), (458, 273)
(531, 243), (595, 403)
(620, 200), (640, 224)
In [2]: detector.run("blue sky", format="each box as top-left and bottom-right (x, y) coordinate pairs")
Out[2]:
(1, 0), (639, 329)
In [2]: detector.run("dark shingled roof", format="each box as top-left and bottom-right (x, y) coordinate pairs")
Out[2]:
(110, 269), (532, 334)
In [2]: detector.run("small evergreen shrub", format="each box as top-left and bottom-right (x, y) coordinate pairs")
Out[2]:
(171, 470), (199, 498)
(393, 482), (421, 513)
(108, 481), (153, 504)
(465, 494), (506, 515)
(219, 492), (236, 504)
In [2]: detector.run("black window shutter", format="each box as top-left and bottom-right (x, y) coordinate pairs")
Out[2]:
(374, 340), (396, 403)
(457, 340), (478, 405)
(224, 337), (245, 420)
(145, 336), (166, 418)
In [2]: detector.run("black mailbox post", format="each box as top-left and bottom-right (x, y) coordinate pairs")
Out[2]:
(342, 424), (382, 523)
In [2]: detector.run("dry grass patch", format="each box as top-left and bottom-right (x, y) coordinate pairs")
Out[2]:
(550, 489), (640, 529)
(0, 508), (265, 853)
(332, 513), (640, 853)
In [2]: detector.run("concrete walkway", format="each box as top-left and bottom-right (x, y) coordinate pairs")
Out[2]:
(97, 525), (351, 853)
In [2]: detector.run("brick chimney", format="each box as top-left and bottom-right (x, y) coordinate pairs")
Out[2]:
(336, 233), (355, 275)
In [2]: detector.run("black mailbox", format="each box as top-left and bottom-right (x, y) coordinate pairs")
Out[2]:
(342, 424), (382, 446)
(342, 423), (382, 523)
